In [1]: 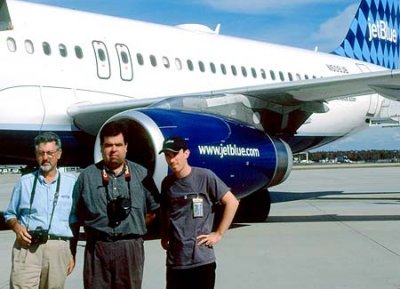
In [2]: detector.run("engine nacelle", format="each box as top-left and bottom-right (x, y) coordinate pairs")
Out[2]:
(94, 108), (292, 198)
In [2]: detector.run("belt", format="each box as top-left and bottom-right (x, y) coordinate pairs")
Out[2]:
(85, 228), (141, 242)
(48, 235), (70, 241)
(99, 234), (141, 242)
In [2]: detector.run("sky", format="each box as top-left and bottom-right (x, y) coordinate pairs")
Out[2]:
(22, 0), (400, 151)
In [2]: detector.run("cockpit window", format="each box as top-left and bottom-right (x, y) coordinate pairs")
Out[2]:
(0, 0), (12, 31)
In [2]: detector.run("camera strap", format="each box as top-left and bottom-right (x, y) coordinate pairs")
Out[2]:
(26, 172), (38, 230)
(102, 161), (132, 202)
(27, 171), (61, 232)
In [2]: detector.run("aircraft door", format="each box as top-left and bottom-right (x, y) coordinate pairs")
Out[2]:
(355, 63), (379, 116)
(115, 44), (133, 81)
(92, 41), (111, 79)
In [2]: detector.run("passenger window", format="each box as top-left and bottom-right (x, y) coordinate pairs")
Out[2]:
(199, 61), (205, 72)
(7, 37), (16, 52)
(59, 44), (67, 57)
(270, 70), (276, 80)
(187, 59), (194, 71)
(221, 64), (227, 75)
(75, 46), (83, 59)
(288, 72), (293, 81)
(24, 40), (34, 54)
(162, 56), (170, 68)
(175, 58), (182, 70)
(210, 62), (216, 73)
(150, 55), (157, 67)
(98, 49), (106, 61)
(296, 73), (302, 80)
(304, 74), (309, 79)
(42, 42), (51, 55)
(251, 68), (257, 78)
(279, 71), (285, 81)
(241, 66), (247, 77)
(121, 51), (129, 64)
(137, 53), (144, 65)
(231, 65), (237, 76)
(260, 69), (266, 79)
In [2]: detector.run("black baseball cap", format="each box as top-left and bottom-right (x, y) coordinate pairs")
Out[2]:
(159, 136), (188, 154)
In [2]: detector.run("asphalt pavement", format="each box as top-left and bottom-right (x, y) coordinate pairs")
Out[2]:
(0, 165), (399, 289)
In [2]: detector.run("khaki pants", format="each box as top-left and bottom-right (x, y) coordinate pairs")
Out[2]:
(10, 239), (71, 289)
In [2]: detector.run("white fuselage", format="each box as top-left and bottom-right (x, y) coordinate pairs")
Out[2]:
(0, 0), (391, 149)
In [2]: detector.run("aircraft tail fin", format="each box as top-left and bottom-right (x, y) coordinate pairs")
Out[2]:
(332, 0), (400, 69)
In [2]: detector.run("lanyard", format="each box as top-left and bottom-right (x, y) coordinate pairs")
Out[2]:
(27, 171), (61, 231)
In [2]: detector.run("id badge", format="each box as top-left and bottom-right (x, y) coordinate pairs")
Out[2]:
(192, 197), (204, 218)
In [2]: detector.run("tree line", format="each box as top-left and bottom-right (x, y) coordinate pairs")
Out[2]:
(307, 150), (400, 162)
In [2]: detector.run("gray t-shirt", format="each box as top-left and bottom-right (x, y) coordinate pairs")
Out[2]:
(161, 167), (229, 269)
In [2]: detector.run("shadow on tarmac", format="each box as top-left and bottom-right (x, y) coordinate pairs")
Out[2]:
(270, 190), (343, 202)
(270, 190), (400, 202)
(267, 214), (400, 223)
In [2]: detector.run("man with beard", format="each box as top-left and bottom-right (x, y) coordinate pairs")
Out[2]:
(71, 120), (159, 289)
(4, 132), (77, 289)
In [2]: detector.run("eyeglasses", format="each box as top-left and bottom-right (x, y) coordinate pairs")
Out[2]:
(36, 150), (59, 158)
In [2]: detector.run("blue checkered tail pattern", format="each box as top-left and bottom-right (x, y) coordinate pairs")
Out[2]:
(332, 0), (400, 69)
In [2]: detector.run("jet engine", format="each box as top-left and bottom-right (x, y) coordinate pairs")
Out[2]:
(94, 108), (293, 218)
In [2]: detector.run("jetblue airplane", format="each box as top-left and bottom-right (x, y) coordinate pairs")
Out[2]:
(1, 0), (400, 219)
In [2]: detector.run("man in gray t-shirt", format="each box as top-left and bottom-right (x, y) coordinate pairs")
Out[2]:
(159, 136), (239, 289)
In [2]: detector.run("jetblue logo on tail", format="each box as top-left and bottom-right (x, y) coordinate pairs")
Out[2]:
(332, 0), (400, 70)
(368, 19), (397, 43)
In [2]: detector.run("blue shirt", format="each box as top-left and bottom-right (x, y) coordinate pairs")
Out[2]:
(4, 170), (77, 238)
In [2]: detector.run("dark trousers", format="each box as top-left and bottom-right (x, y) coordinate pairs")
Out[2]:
(84, 238), (144, 289)
(166, 262), (216, 289)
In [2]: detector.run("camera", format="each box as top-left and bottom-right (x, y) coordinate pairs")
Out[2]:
(28, 226), (48, 245)
(107, 196), (131, 227)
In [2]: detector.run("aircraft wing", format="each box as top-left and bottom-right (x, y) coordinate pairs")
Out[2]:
(68, 97), (167, 135)
(68, 69), (400, 135)
(217, 69), (400, 104)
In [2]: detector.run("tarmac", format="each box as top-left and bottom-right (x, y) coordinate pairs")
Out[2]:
(1, 164), (400, 289)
